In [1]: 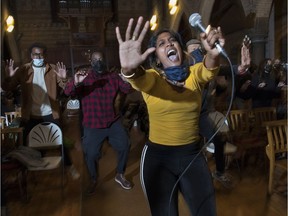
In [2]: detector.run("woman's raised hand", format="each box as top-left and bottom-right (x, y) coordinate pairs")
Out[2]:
(200, 26), (225, 58)
(115, 16), (155, 73)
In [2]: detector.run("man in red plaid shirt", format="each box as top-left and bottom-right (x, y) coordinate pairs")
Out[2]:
(64, 51), (134, 195)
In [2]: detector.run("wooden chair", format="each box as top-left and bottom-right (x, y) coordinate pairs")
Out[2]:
(226, 109), (266, 168)
(1, 127), (27, 201)
(204, 111), (238, 170)
(264, 119), (287, 195)
(251, 107), (277, 135)
(1, 116), (6, 129)
(4, 111), (21, 127)
(227, 109), (251, 135)
(27, 122), (65, 197)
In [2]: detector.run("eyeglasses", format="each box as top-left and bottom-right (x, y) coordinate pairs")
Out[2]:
(32, 52), (44, 58)
(91, 58), (103, 62)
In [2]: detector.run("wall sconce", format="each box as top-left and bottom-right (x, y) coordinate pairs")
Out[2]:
(150, 15), (157, 31)
(6, 15), (15, 32)
(168, 0), (178, 15)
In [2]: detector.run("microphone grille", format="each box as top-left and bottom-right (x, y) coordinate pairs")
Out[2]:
(189, 13), (201, 27)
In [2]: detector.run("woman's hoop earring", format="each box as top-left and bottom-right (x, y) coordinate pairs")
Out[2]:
(156, 62), (162, 67)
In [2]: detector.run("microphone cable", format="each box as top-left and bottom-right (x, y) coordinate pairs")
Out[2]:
(168, 54), (235, 216)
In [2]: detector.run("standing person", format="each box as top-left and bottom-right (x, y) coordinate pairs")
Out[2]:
(186, 37), (251, 188)
(2, 42), (80, 180)
(116, 16), (224, 216)
(64, 51), (134, 196)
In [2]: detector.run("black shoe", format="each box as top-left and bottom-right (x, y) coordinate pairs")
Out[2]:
(86, 181), (97, 196)
(115, 174), (132, 190)
(212, 171), (233, 188)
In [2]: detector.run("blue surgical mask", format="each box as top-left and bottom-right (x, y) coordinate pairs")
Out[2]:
(32, 59), (44, 67)
(163, 65), (189, 82)
(190, 48), (204, 64)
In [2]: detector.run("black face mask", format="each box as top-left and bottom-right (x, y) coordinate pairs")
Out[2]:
(91, 60), (106, 73)
(264, 64), (272, 74)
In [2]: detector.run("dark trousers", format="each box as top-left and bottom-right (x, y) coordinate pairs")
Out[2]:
(199, 112), (226, 173)
(82, 118), (130, 181)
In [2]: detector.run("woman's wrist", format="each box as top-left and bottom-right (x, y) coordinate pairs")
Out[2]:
(120, 66), (145, 79)
(74, 81), (81, 87)
(203, 55), (219, 70)
(61, 77), (68, 82)
(120, 68), (135, 78)
(238, 65), (249, 74)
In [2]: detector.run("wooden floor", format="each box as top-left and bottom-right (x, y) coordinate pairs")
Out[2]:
(2, 114), (287, 216)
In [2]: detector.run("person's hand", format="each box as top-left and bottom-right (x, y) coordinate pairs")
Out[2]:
(238, 35), (251, 75)
(74, 69), (88, 85)
(54, 62), (67, 79)
(277, 81), (285, 88)
(115, 16), (155, 73)
(200, 25), (225, 58)
(258, 82), (267, 88)
(5, 59), (19, 77)
(242, 35), (251, 49)
(240, 80), (251, 92)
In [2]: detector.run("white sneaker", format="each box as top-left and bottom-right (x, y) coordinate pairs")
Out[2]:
(206, 143), (215, 153)
(69, 165), (80, 180)
(206, 142), (237, 154)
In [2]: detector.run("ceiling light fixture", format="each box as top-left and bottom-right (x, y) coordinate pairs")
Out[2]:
(150, 15), (158, 31)
(168, 0), (178, 15)
(6, 15), (14, 32)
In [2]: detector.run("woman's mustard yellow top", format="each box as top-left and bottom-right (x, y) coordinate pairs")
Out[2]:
(128, 63), (219, 146)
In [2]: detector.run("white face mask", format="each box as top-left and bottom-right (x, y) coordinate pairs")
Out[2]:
(33, 59), (44, 67)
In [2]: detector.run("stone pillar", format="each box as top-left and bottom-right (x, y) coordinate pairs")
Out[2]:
(250, 34), (267, 66)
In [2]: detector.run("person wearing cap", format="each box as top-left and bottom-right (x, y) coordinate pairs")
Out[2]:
(186, 39), (205, 65)
(186, 37), (251, 188)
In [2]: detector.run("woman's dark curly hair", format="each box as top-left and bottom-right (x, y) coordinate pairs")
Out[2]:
(148, 29), (185, 69)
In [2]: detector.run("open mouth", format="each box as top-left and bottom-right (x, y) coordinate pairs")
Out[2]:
(167, 49), (178, 61)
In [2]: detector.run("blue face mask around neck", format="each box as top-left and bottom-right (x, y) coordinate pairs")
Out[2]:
(163, 65), (189, 82)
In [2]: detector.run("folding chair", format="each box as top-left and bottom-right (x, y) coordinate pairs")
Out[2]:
(27, 122), (65, 197)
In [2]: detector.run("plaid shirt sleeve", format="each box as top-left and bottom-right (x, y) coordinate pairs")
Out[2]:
(65, 71), (133, 128)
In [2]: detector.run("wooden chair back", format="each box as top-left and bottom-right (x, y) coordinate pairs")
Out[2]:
(226, 109), (251, 135)
(1, 116), (6, 129)
(1, 127), (24, 155)
(264, 119), (287, 194)
(252, 107), (277, 133)
(4, 111), (21, 127)
(1, 127), (27, 201)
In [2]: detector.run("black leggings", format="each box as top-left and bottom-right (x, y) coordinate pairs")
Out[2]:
(140, 141), (216, 216)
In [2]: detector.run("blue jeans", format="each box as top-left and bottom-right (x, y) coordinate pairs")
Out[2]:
(82, 118), (130, 181)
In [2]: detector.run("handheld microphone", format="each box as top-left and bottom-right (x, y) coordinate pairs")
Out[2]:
(189, 13), (228, 58)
